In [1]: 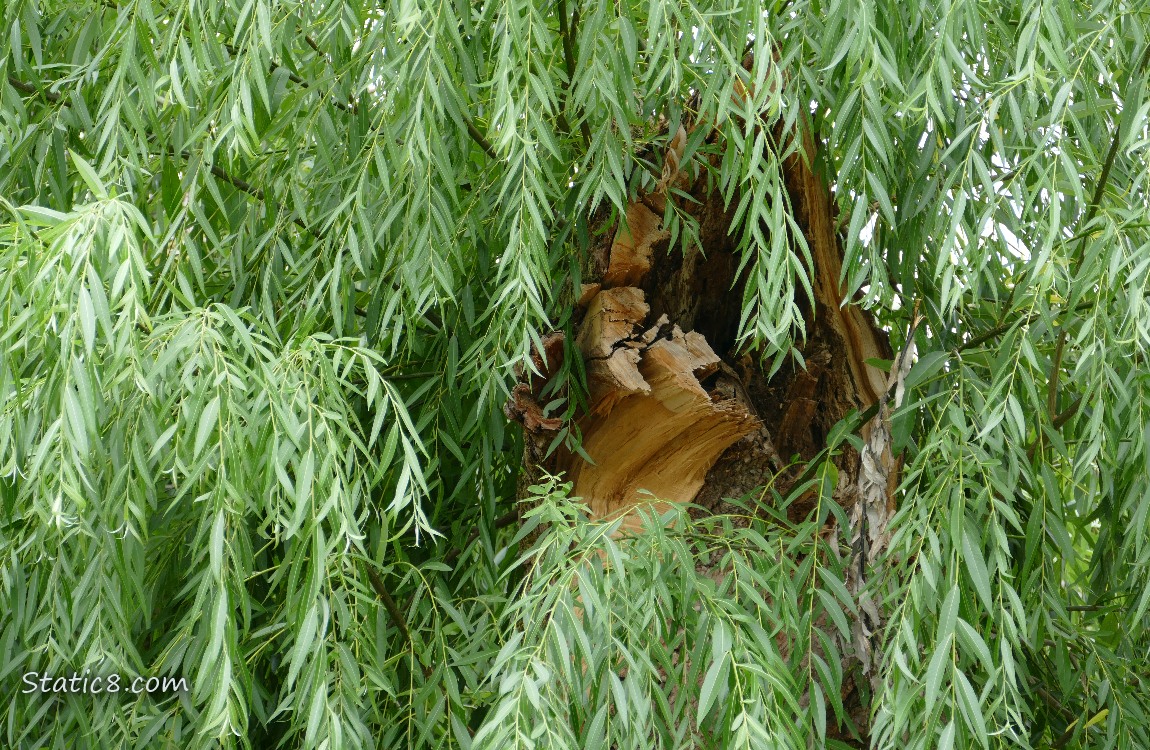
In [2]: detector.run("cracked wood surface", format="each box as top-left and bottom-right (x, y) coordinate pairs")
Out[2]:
(566, 287), (759, 532)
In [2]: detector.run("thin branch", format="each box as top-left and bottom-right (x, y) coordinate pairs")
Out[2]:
(11, 43), (354, 118)
(1022, 327), (1071, 462)
(92, 0), (359, 114)
(206, 161), (265, 201)
(231, 34), (499, 158)
(1046, 329), (1066, 417)
(171, 150), (450, 332)
(1, 86), (321, 241)
(443, 510), (519, 565)
(1026, 395), (1083, 461)
(13, 52), (324, 237)
(952, 314), (1035, 355)
(835, 199), (881, 234)
(7, 75), (63, 103)
(222, 42), (356, 114)
(1030, 679), (1074, 721)
(462, 114), (498, 159)
(363, 562), (414, 648)
(993, 163), (1025, 186)
(954, 297), (1100, 357)
(1052, 396), (1082, 429)
(1053, 720), (1082, 749)
(1071, 42), (1150, 271)
(172, 150), (324, 239)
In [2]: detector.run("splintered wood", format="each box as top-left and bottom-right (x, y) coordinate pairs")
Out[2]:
(784, 125), (889, 410)
(602, 203), (666, 287)
(566, 286), (758, 534)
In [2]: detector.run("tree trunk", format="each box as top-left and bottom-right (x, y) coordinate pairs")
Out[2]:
(506, 112), (895, 743)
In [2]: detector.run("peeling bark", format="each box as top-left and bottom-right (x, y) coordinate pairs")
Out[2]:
(846, 311), (919, 699)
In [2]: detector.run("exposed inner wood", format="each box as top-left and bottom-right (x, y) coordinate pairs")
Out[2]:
(783, 126), (889, 410)
(602, 203), (666, 287)
(565, 286), (758, 532)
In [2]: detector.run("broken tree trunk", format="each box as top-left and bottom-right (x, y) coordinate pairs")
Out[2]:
(508, 120), (892, 527)
(505, 82), (897, 745)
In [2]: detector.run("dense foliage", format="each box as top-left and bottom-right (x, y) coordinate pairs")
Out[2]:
(1, 0), (1149, 747)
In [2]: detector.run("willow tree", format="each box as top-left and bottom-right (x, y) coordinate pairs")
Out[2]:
(2, 0), (1149, 747)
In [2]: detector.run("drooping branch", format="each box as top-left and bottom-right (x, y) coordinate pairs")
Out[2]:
(462, 114), (498, 159)
(167, 149), (324, 239)
(1071, 43), (1150, 272)
(222, 41), (357, 114)
(556, 0), (592, 146)
(444, 510), (519, 565)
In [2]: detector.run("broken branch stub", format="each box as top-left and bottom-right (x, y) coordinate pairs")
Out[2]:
(561, 136), (760, 530)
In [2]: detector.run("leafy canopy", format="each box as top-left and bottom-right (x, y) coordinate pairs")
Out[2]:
(1, 0), (1149, 748)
